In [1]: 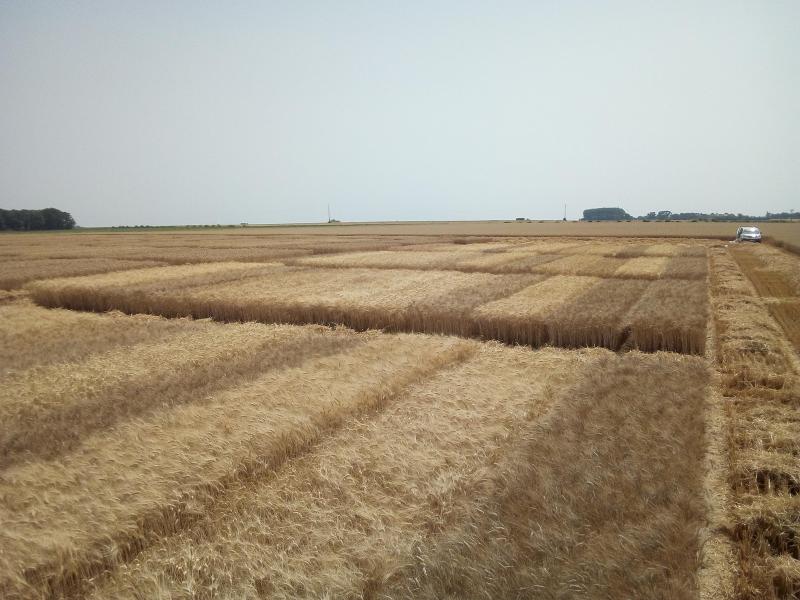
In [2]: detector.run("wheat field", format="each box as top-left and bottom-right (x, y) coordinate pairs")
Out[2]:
(1, 229), (798, 599)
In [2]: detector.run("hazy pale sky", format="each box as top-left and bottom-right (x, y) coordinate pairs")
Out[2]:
(1, 1), (798, 226)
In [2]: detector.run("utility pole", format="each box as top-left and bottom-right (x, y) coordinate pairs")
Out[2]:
(563, 203), (567, 221)
(327, 204), (331, 223)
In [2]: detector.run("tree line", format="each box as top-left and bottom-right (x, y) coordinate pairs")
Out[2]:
(0, 208), (76, 231)
(582, 207), (800, 221)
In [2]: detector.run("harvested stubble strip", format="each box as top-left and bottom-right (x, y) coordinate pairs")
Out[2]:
(0, 334), (471, 600)
(730, 497), (800, 596)
(624, 279), (708, 354)
(384, 352), (710, 600)
(768, 301), (800, 354)
(0, 258), (166, 290)
(473, 275), (600, 346)
(0, 322), (359, 467)
(732, 448), (800, 496)
(0, 301), (199, 375)
(85, 343), (605, 600)
(26, 262), (283, 314)
(710, 250), (793, 392)
(708, 247), (800, 597)
(546, 278), (650, 349)
(731, 244), (800, 298)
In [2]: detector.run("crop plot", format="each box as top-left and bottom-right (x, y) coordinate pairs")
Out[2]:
(28, 256), (709, 353)
(5, 230), (797, 599)
(0, 258), (166, 289)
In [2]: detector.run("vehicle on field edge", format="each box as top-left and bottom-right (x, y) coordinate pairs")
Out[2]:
(735, 226), (762, 242)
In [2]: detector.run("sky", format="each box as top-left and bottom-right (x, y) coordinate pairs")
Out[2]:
(1, 1), (798, 226)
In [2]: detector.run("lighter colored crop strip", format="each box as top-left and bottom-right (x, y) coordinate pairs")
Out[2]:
(614, 255), (672, 279)
(0, 259), (165, 290)
(473, 276), (599, 346)
(0, 302), (198, 375)
(0, 323), (357, 466)
(0, 334), (472, 600)
(86, 344), (604, 600)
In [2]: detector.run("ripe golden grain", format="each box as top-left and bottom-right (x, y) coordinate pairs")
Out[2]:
(0, 333), (471, 599)
(624, 279), (708, 354)
(0, 258), (165, 290)
(384, 352), (710, 600)
(0, 301), (198, 375)
(473, 275), (600, 346)
(85, 344), (607, 600)
(613, 255), (672, 278)
(0, 322), (361, 466)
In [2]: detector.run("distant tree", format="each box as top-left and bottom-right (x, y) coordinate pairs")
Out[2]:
(0, 208), (76, 231)
(581, 207), (633, 221)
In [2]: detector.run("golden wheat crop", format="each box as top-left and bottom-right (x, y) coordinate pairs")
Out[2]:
(473, 275), (600, 345)
(383, 352), (710, 600)
(0, 300), (198, 375)
(613, 255), (672, 278)
(293, 249), (468, 271)
(82, 343), (607, 599)
(546, 278), (651, 348)
(0, 321), (362, 466)
(662, 255), (709, 279)
(623, 279), (708, 354)
(0, 331), (471, 599)
(26, 262), (282, 313)
(4, 231), (780, 599)
(27, 255), (711, 354)
(0, 258), (165, 289)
